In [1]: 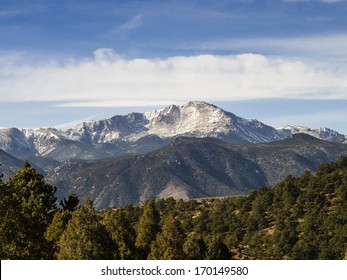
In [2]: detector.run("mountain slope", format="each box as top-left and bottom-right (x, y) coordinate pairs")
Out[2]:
(1, 101), (346, 161)
(48, 138), (267, 209)
(0, 148), (24, 180)
(0, 128), (36, 159)
(61, 101), (284, 144)
(47, 134), (347, 209)
(278, 125), (347, 143)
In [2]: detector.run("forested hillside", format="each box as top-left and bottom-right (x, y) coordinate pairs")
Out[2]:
(1, 158), (346, 260)
(48, 134), (347, 209)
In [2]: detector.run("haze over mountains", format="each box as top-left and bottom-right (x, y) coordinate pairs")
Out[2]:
(1, 101), (347, 208)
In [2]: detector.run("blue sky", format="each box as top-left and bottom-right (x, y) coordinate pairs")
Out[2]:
(1, 0), (347, 133)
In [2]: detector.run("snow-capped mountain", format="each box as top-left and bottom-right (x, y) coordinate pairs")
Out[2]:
(144, 101), (282, 143)
(0, 101), (346, 161)
(62, 101), (283, 144)
(23, 128), (71, 156)
(278, 125), (347, 143)
(0, 128), (35, 159)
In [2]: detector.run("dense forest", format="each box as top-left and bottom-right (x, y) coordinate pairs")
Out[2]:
(0, 157), (346, 260)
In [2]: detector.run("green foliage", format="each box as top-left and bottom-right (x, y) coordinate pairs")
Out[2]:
(0, 161), (57, 259)
(57, 199), (114, 260)
(60, 193), (79, 211)
(204, 234), (233, 260)
(1, 157), (347, 260)
(44, 210), (72, 254)
(102, 209), (137, 259)
(135, 200), (160, 258)
(148, 214), (186, 260)
(183, 233), (207, 259)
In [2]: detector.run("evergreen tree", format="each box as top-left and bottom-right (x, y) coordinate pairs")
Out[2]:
(318, 174), (347, 259)
(102, 209), (137, 259)
(148, 214), (186, 260)
(193, 209), (210, 234)
(45, 210), (72, 258)
(135, 200), (160, 259)
(0, 162), (57, 259)
(57, 199), (114, 260)
(204, 235), (233, 260)
(249, 186), (273, 231)
(60, 193), (79, 211)
(183, 233), (207, 259)
(271, 213), (298, 259)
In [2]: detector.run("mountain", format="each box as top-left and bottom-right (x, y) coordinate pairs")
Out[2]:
(0, 128), (36, 159)
(0, 148), (24, 180)
(278, 125), (347, 143)
(0, 148), (59, 180)
(46, 134), (347, 209)
(0, 101), (346, 161)
(62, 101), (284, 144)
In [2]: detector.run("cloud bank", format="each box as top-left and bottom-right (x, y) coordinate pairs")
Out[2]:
(1, 48), (347, 107)
(195, 34), (347, 59)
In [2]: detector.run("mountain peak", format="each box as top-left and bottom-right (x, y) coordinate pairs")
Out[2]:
(1, 101), (346, 161)
(183, 100), (216, 107)
(278, 125), (347, 144)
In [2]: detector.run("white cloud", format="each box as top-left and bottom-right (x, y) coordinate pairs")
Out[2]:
(195, 33), (347, 60)
(93, 48), (121, 63)
(1, 50), (347, 107)
(116, 14), (143, 32)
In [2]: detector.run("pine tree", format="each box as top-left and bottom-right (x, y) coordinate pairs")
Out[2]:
(0, 162), (57, 259)
(204, 235), (233, 260)
(148, 214), (186, 260)
(60, 193), (79, 211)
(271, 213), (298, 259)
(57, 199), (114, 260)
(135, 200), (160, 259)
(183, 233), (207, 259)
(102, 209), (137, 259)
(45, 210), (72, 258)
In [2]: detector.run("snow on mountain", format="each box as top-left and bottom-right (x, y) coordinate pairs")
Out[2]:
(62, 101), (283, 144)
(278, 125), (347, 144)
(0, 101), (346, 160)
(0, 128), (35, 158)
(144, 101), (232, 137)
(64, 112), (148, 143)
(22, 128), (70, 156)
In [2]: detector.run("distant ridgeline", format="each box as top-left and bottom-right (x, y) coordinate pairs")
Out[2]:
(0, 157), (346, 260)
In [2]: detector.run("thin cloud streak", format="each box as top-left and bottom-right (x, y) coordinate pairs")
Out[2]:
(263, 110), (347, 131)
(0, 10), (27, 18)
(192, 33), (347, 60)
(116, 14), (143, 32)
(1, 50), (347, 107)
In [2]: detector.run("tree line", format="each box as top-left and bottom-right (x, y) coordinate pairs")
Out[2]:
(0, 158), (346, 260)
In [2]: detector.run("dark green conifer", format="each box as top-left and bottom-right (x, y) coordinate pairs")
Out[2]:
(148, 214), (186, 260)
(135, 200), (160, 258)
(0, 161), (57, 259)
(57, 198), (114, 260)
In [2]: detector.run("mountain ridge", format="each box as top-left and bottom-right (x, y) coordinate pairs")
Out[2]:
(0, 101), (346, 161)
(46, 133), (347, 209)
